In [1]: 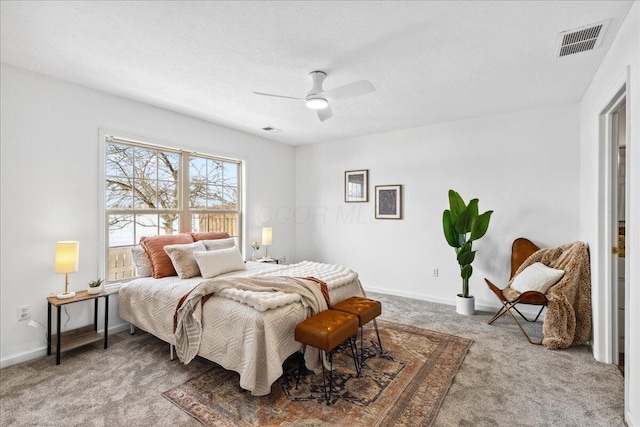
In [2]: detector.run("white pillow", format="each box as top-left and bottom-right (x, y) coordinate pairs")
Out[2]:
(202, 237), (236, 251)
(164, 241), (206, 279)
(193, 246), (247, 279)
(131, 246), (152, 277)
(510, 262), (565, 294)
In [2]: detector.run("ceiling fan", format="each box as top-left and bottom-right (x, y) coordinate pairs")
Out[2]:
(253, 71), (375, 122)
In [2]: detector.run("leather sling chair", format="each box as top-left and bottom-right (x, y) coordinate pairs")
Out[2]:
(485, 238), (548, 344)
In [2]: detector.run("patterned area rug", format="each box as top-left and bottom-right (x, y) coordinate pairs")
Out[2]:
(162, 321), (472, 426)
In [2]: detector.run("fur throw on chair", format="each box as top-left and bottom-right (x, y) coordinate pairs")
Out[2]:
(503, 241), (591, 349)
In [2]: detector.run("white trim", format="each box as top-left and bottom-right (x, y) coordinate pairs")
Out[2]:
(104, 282), (125, 292)
(365, 286), (546, 318)
(628, 408), (638, 427)
(98, 128), (107, 287)
(592, 72), (627, 364)
(0, 323), (130, 369)
(621, 64), (635, 427)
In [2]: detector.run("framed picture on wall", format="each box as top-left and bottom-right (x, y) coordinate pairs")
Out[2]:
(345, 169), (369, 202)
(375, 185), (402, 219)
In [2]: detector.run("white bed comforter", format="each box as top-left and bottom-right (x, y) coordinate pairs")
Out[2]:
(118, 261), (364, 395)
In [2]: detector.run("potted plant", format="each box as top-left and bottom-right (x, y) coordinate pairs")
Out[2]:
(442, 190), (493, 315)
(88, 278), (103, 295)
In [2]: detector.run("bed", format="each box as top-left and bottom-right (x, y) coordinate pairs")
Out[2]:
(119, 259), (365, 396)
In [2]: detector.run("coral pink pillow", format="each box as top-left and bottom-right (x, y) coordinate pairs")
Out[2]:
(140, 234), (194, 278)
(190, 232), (230, 241)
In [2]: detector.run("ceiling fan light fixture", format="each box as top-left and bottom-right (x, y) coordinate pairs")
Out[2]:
(306, 97), (329, 110)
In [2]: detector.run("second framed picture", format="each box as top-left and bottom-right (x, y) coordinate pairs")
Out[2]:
(375, 185), (402, 219)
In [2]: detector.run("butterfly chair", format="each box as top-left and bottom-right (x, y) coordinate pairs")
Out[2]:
(485, 238), (548, 345)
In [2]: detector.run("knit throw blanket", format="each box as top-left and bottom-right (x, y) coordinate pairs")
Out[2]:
(502, 241), (591, 349)
(174, 276), (328, 364)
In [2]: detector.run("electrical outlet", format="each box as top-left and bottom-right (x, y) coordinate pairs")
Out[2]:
(18, 305), (30, 321)
(432, 268), (439, 278)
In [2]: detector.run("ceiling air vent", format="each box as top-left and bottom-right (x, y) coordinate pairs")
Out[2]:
(556, 20), (609, 58)
(261, 126), (282, 134)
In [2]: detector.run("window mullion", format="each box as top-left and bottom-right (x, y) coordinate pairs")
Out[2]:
(179, 154), (190, 233)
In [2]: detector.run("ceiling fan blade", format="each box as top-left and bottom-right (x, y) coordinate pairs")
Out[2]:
(321, 80), (375, 100)
(317, 105), (333, 122)
(253, 91), (302, 100)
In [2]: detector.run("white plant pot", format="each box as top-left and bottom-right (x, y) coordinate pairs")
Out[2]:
(456, 295), (475, 315)
(88, 286), (101, 295)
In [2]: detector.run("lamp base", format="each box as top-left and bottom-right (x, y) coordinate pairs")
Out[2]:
(56, 291), (76, 300)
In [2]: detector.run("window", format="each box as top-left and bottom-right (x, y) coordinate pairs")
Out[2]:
(102, 135), (242, 284)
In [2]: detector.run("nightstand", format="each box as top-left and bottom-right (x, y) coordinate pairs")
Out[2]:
(47, 290), (111, 365)
(256, 257), (279, 264)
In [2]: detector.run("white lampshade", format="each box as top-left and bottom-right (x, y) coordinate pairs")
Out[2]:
(261, 227), (272, 246)
(55, 241), (79, 274)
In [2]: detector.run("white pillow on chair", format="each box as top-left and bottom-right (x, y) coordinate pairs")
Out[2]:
(510, 262), (565, 294)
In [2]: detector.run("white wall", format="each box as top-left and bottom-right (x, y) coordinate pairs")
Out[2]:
(579, 2), (639, 425)
(0, 63), (297, 367)
(295, 103), (581, 311)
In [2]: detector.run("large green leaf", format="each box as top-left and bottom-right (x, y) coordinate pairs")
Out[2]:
(470, 210), (493, 241)
(456, 241), (471, 260)
(468, 198), (479, 219)
(457, 249), (476, 266)
(442, 210), (459, 247)
(459, 241), (472, 254)
(454, 204), (473, 234)
(448, 190), (466, 216)
(461, 264), (473, 279)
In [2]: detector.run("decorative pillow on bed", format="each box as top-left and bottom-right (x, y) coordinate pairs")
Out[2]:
(202, 237), (236, 251)
(140, 234), (195, 278)
(193, 246), (247, 278)
(131, 246), (152, 277)
(164, 241), (207, 279)
(510, 262), (565, 294)
(190, 232), (231, 241)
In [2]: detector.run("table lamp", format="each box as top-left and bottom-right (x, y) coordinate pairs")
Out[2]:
(55, 241), (79, 299)
(261, 227), (272, 260)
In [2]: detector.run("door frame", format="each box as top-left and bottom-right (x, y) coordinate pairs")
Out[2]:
(594, 72), (627, 365)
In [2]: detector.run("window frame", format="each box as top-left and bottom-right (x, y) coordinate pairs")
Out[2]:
(98, 130), (243, 290)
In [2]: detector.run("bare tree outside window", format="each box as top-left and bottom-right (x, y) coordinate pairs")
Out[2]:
(106, 144), (180, 235)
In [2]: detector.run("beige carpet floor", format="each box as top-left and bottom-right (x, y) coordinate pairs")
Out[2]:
(0, 292), (626, 426)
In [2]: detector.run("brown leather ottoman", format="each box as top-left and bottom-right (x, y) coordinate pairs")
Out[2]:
(294, 310), (359, 405)
(331, 296), (383, 368)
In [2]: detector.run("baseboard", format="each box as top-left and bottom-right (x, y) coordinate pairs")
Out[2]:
(365, 285), (501, 313)
(0, 323), (130, 369)
(627, 409), (638, 427)
(365, 285), (455, 305)
(364, 285), (546, 317)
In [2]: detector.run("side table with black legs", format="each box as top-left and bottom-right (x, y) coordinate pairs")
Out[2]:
(46, 290), (110, 365)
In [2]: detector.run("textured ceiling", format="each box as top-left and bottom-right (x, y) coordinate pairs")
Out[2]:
(0, 1), (633, 145)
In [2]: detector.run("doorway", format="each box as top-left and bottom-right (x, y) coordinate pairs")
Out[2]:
(611, 101), (626, 374)
(601, 84), (627, 374)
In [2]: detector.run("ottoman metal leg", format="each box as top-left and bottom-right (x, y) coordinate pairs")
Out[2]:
(373, 318), (383, 354)
(295, 338), (360, 404)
